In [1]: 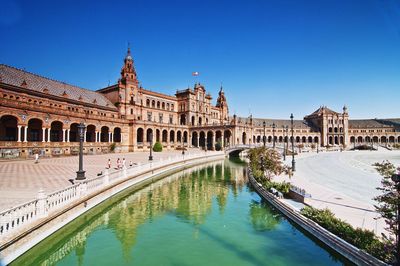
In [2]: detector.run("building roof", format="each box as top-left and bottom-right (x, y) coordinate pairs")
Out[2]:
(0, 64), (117, 110)
(236, 117), (312, 128)
(307, 106), (340, 117)
(349, 119), (391, 128)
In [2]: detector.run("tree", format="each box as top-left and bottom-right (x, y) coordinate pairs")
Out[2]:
(374, 161), (400, 264)
(247, 147), (291, 181)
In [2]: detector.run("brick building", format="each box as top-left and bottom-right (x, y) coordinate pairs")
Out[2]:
(0, 48), (399, 158)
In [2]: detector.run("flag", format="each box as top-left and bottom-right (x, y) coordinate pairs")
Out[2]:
(192, 71), (199, 76)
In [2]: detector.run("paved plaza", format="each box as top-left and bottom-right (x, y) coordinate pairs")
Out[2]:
(0, 149), (203, 211)
(279, 149), (400, 235)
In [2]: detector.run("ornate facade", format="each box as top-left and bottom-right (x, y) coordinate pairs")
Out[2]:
(1, 49), (399, 158)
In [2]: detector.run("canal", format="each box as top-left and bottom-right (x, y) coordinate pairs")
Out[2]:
(12, 158), (352, 265)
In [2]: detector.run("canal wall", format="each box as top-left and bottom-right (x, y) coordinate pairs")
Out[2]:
(0, 152), (225, 264)
(248, 169), (387, 266)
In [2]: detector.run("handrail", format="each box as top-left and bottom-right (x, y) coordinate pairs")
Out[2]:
(0, 151), (222, 241)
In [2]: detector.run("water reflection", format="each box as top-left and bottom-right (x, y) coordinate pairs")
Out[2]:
(12, 158), (349, 266)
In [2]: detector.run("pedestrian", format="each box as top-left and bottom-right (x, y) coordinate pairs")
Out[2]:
(107, 159), (111, 169)
(117, 158), (120, 169)
(122, 158), (126, 169)
(34, 153), (39, 164)
(129, 160), (133, 167)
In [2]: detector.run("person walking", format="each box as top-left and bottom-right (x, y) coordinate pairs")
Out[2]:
(34, 153), (39, 164)
(117, 158), (121, 169)
(107, 159), (111, 169)
(122, 158), (126, 169)
(129, 160), (133, 167)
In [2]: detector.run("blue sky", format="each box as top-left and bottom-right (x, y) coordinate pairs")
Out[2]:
(1, 0), (400, 119)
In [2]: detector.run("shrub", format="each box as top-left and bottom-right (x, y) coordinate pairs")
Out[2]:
(153, 142), (162, 152)
(109, 142), (116, 152)
(301, 206), (390, 263)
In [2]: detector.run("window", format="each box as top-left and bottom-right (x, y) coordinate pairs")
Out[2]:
(130, 108), (133, 115)
(147, 112), (152, 121)
(159, 113), (163, 123)
(169, 115), (173, 124)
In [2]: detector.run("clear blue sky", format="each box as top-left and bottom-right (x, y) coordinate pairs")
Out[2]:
(1, 0), (400, 119)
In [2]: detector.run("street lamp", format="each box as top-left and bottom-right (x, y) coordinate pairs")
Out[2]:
(272, 122), (276, 149)
(290, 113), (296, 172)
(391, 172), (400, 265)
(182, 136), (185, 156)
(148, 132), (153, 161)
(76, 122), (86, 180)
(282, 125), (286, 161)
(263, 121), (266, 147)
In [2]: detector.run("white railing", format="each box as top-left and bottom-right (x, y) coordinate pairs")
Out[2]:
(0, 151), (222, 241)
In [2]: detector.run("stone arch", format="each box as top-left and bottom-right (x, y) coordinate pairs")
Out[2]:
(28, 118), (43, 142)
(146, 128), (153, 143)
(334, 136), (339, 145)
(257, 135), (261, 143)
(180, 114), (186, 125)
(162, 102), (165, 109)
(314, 136), (319, 143)
(146, 99), (150, 107)
(278, 136), (283, 143)
(308, 136), (313, 143)
(50, 121), (63, 142)
(295, 136), (300, 143)
(86, 125), (96, 142)
(381, 136), (387, 143)
(302, 136), (307, 143)
(151, 100), (155, 108)
(100, 126), (109, 142)
(0, 115), (18, 141)
(207, 131), (213, 150)
(137, 128), (144, 143)
(156, 129), (160, 142)
(224, 130), (231, 146)
(177, 130), (182, 143)
(242, 132), (246, 144)
(199, 131), (206, 148)
(113, 127), (121, 142)
(389, 136), (395, 143)
(199, 117), (202, 126)
(69, 123), (79, 142)
(192, 131), (198, 147)
(169, 130), (175, 143)
(267, 136), (272, 143)
(157, 101), (160, 109)
(162, 129), (168, 142)
(191, 116), (195, 126)
(350, 136), (355, 143)
(357, 136), (363, 143)
(328, 127), (332, 133)
(183, 131), (188, 143)
(373, 136), (379, 143)
(328, 136), (333, 145)
(334, 127), (338, 133)
(339, 136), (344, 145)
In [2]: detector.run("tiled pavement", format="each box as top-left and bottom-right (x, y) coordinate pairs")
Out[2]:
(0, 149), (204, 211)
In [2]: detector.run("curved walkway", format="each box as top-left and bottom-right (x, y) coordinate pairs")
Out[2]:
(0, 149), (206, 211)
(278, 149), (400, 236)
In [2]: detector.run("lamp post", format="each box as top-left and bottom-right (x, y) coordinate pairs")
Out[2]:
(282, 125), (286, 161)
(391, 172), (400, 265)
(290, 113), (296, 172)
(263, 121), (266, 147)
(272, 122), (276, 149)
(317, 137), (319, 153)
(148, 132), (153, 161)
(76, 122), (86, 180)
(182, 136), (185, 156)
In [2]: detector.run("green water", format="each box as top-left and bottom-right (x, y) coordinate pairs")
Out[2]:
(12, 158), (353, 265)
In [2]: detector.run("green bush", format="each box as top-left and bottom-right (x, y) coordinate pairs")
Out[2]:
(215, 142), (222, 151)
(301, 206), (390, 263)
(153, 142), (163, 152)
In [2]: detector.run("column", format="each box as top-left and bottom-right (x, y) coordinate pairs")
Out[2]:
(42, 128), (46, 142)
(62, 129), (66, 142)
(24, 126), (28, 142)
(213, 133), (216, 150)
(67, 129), (70, 142)
(17, 125), (22, 142)
(197, 135), (200, 148)
(95, 131), (99, 142)
(111, 132), (113, 142)
(84, 130), (87, 142)
(108, 132), (111, 143)
(47, 128), (50, 142)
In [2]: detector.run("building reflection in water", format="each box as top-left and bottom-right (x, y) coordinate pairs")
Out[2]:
(13, 158), (280, 266)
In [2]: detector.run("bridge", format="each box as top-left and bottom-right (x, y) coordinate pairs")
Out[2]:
(225, 144), (285, 156)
